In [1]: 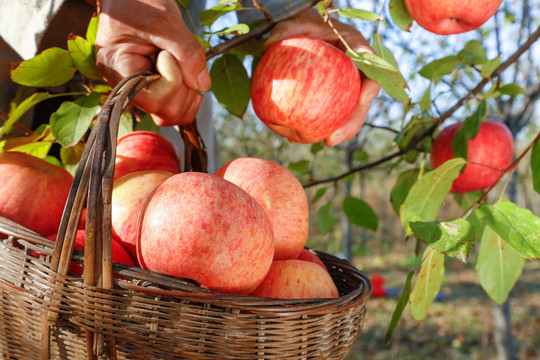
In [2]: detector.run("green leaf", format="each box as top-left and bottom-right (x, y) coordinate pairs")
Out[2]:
(453, 190), (484, 213)
(1, 92), (52, 136)
(310, 142), (325, 155)
(210, 53), (250, 117)
(312, 187), (327, 203)
(203, 23), (250, 36)
(175, 0), (190, 9)
(386, 271), (414, 342)
(348, 50), (409, 104)
(451, 101), (487, 160)
(341, 173), (355, 183)
(60, 143), (85, 176)
(199, 3), (242, 27)
(118, 108), (134, 139)
(135, 113), (159, 132)
(338, 8), (382, 21)
(318, 202), (336, 234)
(480, 56), (501, 79)
(68, 35), (100, 80)
(419, 84), (432, 112)
(418, 56), (459, 82)
(388, 0), (413, 31)
(475, 202), (540, 259)
(409, 248), (445, 321)
(11, 47), (76, 87)
(390, 168), (419, 215)
(288, 159), (310, 174)
(394, 115), (432, 159)
(50, 92), (101, 146)
(343, 196), (378, 231)
(372, 33), (399, 70)
(410, 219), (475, 262)
(86, 13), (99, 45)
(532, 139), (540, 195)
(353, 149), (369, 163)
(400, 158), (466, 236)
(7, 141), (53, 159)
(498, 83), (525, 97)
(457, 40), (488, 65)
(476, 224), (525, 304)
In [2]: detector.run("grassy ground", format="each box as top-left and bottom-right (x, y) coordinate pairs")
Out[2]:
(346, 247), (540, 360)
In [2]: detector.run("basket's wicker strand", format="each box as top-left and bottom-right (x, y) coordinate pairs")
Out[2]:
(0, 70), (372, 360)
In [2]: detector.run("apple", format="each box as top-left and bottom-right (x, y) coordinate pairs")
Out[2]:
(114, 130), (181, 181)
(214, 157), (308, 261)
(250, 36), (361, 144)
(0, 151), (73, 236)
(112, 170), (174, 261)
(431, 120), (514, 193)
(137, 172), (275, 295)
(250, 260), (339, 299)
(404, 0), (503, 35)
(46, 230), (136, 275)
(296, 248), (328, 272)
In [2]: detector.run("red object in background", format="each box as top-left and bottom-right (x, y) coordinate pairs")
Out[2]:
(370, 274), (387, 298)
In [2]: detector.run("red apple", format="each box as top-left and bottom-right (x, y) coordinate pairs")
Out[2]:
(46, 230), (136, 275)
(404, 0), (503, 35)
(214, 157), (308, 261)
(112, 170), (174, 261)
(296, 248), (328, 272)
(250, 36), (361, 144)
(0, 151), (73, 236)
(431, 120), (514, 193)
(250, 260), (339, 299)
(138, 172), (275, 295)
(114, 130), (181, 181)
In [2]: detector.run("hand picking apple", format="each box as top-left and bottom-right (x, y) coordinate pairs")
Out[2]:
(251, 8), (381, 146)
(404, 0), (503, 35)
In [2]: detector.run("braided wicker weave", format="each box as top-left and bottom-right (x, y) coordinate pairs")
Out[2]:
(0, 72), (372, 360)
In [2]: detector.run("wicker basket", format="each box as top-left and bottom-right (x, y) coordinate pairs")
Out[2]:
(0, 73), (372, 360)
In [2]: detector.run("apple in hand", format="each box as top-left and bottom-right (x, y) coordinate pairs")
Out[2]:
(114, 130), (181, 180)
(296, 248), (328, 272)
(431, 120), (514, 193)
(0, 151), (73, 236)
(112, 170), (174, 261)
(404, 0), (503, 35)
(251, 36), (361, 144)
(46, 230), (136, 275)
(250, 260), (339, 299)
(214, 157), (308, 261)
(138, 172), (275, 295)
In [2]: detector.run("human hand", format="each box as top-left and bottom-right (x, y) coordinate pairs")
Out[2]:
(265, 8), (381, 146)
(95, 0), (211, 127)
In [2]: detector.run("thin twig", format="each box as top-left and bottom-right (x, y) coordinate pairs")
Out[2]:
(204, 0), (319, 60)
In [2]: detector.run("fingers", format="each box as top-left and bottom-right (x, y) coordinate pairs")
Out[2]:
(325, 78), (381, 147)
(133, 50), (203, 126)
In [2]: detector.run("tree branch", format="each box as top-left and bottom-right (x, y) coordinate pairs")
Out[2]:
(204, 0), (319, 60)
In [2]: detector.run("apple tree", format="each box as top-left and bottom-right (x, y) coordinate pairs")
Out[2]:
(1, 0), (539, 356)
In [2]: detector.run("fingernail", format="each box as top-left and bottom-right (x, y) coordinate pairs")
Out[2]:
(197, 70), (211, 91)
(327, 130), (346, 147)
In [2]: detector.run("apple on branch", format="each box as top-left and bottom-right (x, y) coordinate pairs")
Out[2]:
(214, 157), (309, 261)
(431, 120), (514, 193)
(251, 36), (361, 144)
(404, 0), (503, 35)
(0, 151), (73, 237)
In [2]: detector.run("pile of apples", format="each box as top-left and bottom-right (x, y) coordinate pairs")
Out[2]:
(0, 131), (338, 299)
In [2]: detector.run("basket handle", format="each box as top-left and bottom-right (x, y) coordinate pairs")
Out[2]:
(40, 71), (208, 360)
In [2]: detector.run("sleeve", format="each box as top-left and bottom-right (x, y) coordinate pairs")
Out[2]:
(0, 0), (94, 60)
